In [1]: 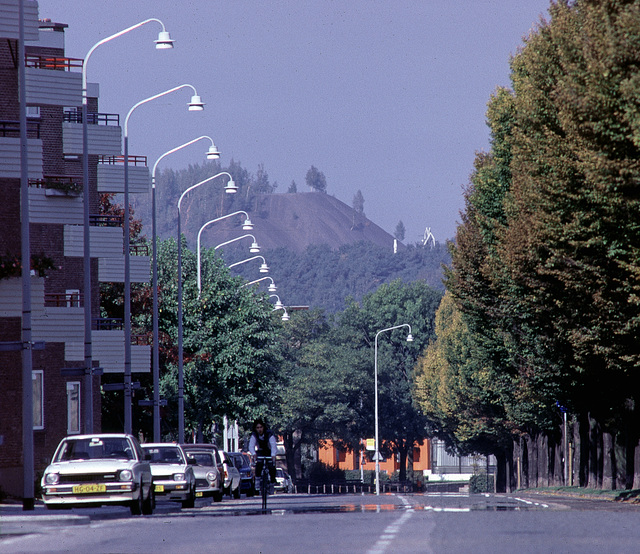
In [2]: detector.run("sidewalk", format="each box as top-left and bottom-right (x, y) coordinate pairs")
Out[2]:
(0, 501), (90, 538)
(520, 487), (640, 503)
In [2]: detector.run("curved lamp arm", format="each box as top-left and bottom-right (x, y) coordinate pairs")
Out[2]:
(152, 136), (219, 184)
(213, 233), (259, 252)
(178, 172), (234, 213)
(83, 18), (173, 100)
(228, 255), (268, 271)
(125, 84), (202, 136)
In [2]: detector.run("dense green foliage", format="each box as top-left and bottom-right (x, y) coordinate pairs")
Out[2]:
(415, 0), (640, 490)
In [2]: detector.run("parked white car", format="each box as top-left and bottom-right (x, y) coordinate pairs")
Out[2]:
(41, 433), (154, 515)
(141, 443), (197, 508)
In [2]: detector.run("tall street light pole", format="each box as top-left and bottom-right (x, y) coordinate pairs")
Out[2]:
(123, 85), (205, 436)
(177, 172), (236, 443)
(81, 18), (173, 434)
(150, 136), (219, 442)
(374, 324), (414, 495)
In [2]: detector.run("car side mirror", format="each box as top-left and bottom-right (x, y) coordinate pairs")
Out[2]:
(187, 457), (197, 466)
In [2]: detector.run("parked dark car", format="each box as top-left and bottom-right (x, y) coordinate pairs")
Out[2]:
(229, 451), (255, 497)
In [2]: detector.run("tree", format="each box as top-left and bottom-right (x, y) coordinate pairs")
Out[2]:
(305, 165), (327, 193)
(287, 180), (298, 193)
(156, 238), (281, 440)
(394, 220), (406, 242)
(335, 280), (442, 481)
(352, 190), (365, 214)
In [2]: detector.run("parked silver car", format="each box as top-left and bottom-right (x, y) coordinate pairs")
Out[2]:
(41, 433), (153, 515)
(185, 450), (223, 503)
(141, 443), (196, 508)
(217, 450), (241, 498)
(275, 467), (294, 493)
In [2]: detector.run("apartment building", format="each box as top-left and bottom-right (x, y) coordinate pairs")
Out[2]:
(0, 0), (150, 499)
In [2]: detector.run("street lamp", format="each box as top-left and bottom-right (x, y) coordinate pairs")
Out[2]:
(177, 172), (235, 443)
(269, 294), (284, 310)
(149, 136), (219, 442)
(228, 255), (270, 274)
(214, 234), (260, 253)
(81, 17), (173, 434)
(195, 212), (254, 293)
(242, 276), (277, 293)
(374, 324), (414, 495)
(122, 84), (204, 435)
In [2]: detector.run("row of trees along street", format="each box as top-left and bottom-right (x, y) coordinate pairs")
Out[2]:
(414, 0), (640, 492)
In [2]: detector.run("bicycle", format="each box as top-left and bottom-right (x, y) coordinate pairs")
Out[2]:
(255, 456), (272, 511)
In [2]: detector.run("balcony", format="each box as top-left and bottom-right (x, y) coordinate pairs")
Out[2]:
(64, 214), (124, 259)
(62, 109), (121, 156)
(0, 0), (39, 41)
(28, 176), (83, 224)
(98, 243), (151, 283)
(0, 120), (43, 179)
(97, 155), (150, 194)
(24, 55), (83, 107)
(93, 323), (151, 373)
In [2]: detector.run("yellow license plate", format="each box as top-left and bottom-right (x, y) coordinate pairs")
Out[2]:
(73, 484), (106, 494)
(154, 485), (165, 492)
(196, 492), (203, 497)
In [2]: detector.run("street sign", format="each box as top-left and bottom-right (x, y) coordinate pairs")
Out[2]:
(366, 438), (375, 451)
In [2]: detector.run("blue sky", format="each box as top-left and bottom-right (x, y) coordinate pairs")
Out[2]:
(42, 0), (552, 243)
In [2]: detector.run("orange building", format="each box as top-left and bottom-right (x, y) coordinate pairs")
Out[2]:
(318, 439), (431, 475)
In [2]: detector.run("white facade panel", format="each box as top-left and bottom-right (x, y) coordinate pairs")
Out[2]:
(0, 137), (43, 179)
(25, 67), (82, 107)
(65, 341), (83, 362)
(64, 225), (123, 258)
(0, 0), (39, 40)
(0, 276), (44, 317)
(98, 256), (150, 283)
(93, 330), (150, 373)
(63, 122), (122, 156)
(97, 164), (150, 194)
(28, 186), (84, 224)
(31, 307), (84, 343)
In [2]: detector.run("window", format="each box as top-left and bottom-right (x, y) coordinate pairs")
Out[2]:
(337, 449), (346, 463)
(413, 447), (421, 463)
(66, 381), (81, 434)
(32, 371), (43, 429)
(26, 106), (40, 118)
(66, 289), (80, 307)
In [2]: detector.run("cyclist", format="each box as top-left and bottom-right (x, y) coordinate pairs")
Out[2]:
(248, 418), (277, 489)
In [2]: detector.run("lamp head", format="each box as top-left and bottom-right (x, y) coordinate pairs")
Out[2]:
(273, 299), (283, 309)
(281, 311), (290, 322)
(250, 241), (260, 253)
(242, 217), (254, 230)
(259, 263), (269, 273)
(188, 94), (205, 111)
(225, 178), (238, 194)
(268, 283), (277, 293)
(154, 30), (175, 49)
(406, 333), (414, 342)
(206, 144), (220, 160)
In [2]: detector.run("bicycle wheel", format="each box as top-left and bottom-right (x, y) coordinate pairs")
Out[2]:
(261, 470), (268, 510)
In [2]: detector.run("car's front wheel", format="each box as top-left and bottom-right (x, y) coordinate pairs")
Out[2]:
(142, 485), (154, 515)
(181, 484), (195, 509)
(233, 485), (240, 499)
(212, 490), (223, 503)
(130, 485), (144, 516)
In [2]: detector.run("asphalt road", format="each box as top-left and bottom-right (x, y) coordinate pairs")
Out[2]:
(2, 491), (639, 553)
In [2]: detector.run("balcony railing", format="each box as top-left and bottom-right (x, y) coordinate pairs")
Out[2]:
(130, 244), (150, 256)
(0, 120), (41, 138)
(44, 292), (83, 307)
(24, 55), (83, 71)
(98, 155), (148, 167)
(90, 214), (123, 227)
(29, 175), (83, 195)
(94, 317), (123, 331)
(63, 110), (120, 126)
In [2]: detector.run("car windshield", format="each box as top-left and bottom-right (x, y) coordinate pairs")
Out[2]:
(232, 455), (250, 469)
(188, 452), (215, 467)
(142, 446), (185, 464)
(54, 437), (133, 462)
(276, 469), (285, 478)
